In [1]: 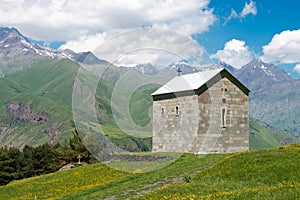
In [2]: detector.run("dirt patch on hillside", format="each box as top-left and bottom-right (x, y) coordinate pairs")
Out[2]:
(108, 153), (174, 162)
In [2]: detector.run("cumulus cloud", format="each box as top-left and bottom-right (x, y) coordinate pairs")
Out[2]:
(0, 0), (215, 42)
(261, 29), (300, 64)
(91, 28), (211, 67)
(211, 39), (254, 69)
(293, 64), (300, 74)
(59, 30), (122, 53)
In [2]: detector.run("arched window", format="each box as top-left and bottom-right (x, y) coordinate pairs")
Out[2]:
(221, 107), (226, 128)
(161, 107), (164, 116)
(175, 106), (179, 115)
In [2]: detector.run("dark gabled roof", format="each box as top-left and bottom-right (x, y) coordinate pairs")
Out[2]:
(152, 68), (250, 101)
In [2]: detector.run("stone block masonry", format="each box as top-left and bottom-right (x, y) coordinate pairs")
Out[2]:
(152, 75), (249, 154)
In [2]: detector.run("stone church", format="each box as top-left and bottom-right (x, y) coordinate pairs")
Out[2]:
(151, 68), (250, 153)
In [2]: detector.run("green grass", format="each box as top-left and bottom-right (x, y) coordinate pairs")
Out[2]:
(129, 84), (158, 127)
(63, 153), (226, 200)
(0, 144), (299, 200)
(0, 163), (127, 200)
(249, 117), (293, 150)
(0, 59), (79, 147)
(0, 59), (155, 150)
(141, 144), (300, 199)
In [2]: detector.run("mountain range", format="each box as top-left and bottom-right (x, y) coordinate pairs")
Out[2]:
(233, 60), (300, 139)
(0, 27), (298, 150)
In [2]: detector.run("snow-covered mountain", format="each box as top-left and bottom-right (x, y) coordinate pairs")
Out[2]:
(120, 63), (159, 75)
(0, 27), (106, 75)
(121, 61), (202, 78)
(234, 59), (294, 92)
(0, 27), (44, 74)
(0, 27), (72, 59)
(159, 62), (200, 77)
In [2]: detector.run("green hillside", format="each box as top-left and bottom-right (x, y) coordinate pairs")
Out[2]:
(249, 118), (294, 150)
(0, 144), (299, 199)
(0, 59), (153, 151)
(0, 59), (78, 147)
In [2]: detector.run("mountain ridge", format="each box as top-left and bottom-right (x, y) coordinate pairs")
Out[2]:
(0, 27), (107, 75)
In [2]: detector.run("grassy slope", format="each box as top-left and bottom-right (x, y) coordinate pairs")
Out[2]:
(129, 84), (158, 127)
(0, 153), (227, 200)
(143, 144), (300, 200)
(0, 60), (153, 150)
(0, 59), (78, 147)
(0, 144), (299, 199)
(0, 164), (127, 200)
(249, 117), (287, 150)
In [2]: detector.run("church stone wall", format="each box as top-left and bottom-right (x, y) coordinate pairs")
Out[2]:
(152, 77), (249, 153)
(152, 95), (200, 152)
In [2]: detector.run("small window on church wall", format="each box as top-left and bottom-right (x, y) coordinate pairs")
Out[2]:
(175, 106), (179, 115)
(221, 108), (226, 128)
(161, 107), (164, 116)
(221, 84), (227, 98)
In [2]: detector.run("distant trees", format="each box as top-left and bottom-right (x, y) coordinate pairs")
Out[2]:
(0, 146), (21, 185)
(0, 129), (95, 186)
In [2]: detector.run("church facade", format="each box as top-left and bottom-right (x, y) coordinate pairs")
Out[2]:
(151, 68), (250, 153)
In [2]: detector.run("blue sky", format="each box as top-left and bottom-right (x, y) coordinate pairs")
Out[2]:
(199, 0), (300, 78)
(198, 0), (300, 54)
(1, 0), (300, 78)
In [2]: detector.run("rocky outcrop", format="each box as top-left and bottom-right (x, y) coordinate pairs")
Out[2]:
(4, 100), (48, 124)
(59, 163), (76, 171)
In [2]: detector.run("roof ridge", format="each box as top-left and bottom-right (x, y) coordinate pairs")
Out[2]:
(152, 68), (224, 96)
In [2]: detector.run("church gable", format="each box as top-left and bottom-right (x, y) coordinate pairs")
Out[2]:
(152, 68), (249, 101)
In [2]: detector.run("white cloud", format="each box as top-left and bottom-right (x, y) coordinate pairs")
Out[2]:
(211, 39), (254, 69)
(0, 0), (215, 42)
(59, 30), (122, 53)
(261, 29), (300, 64)
(224, 0), (257, 24)
(293, 64), (300, 74)
(241, 0), (257, 18)
(90, 28), (211, 67)
(223, 9), (238, 25)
